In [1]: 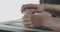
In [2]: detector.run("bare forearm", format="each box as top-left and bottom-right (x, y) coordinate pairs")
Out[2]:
(42, 4), (60, 16)
(43, 16), (60, 31)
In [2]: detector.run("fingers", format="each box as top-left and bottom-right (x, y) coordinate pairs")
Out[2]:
(29, 9), (43, 14)
(21, 4), (45, 13)
(22, 15), (34, 27)
(22, 18), (34, 27)
(21, 4), (39, 13)
(22, 13), (43, 28)
(23, 21), (35, 28)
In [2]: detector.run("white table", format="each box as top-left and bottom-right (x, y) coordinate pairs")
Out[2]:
(0, 19), (53, 32)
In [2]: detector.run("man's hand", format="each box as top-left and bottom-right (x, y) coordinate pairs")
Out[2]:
(22, 14), (44, 28)
(21, 4), (45, 14)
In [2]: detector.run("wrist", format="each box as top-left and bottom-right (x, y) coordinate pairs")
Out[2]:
(39, 4), (49, 11)
(41, 4), (48, 9)
(42, 16), (60, 31)
(42, 16), (54, 27)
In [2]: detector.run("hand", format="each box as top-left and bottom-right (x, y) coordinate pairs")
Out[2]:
(21, 4), (45, 14)
(22, 14), (44, 28)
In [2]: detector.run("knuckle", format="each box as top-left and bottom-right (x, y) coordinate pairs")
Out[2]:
(22, 5), (27, 8)
(22, 4), (26, 7)
(22, 16), (30, 22)
(23, 21), (32, 24)
(22, 21), (34, 27)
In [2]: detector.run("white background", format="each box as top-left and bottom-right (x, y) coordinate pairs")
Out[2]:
(0, 0), (39, 22)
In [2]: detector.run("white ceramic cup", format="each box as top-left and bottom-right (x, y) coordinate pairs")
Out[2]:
(23, 9), (51, 17)
(23, 9), (31, 15)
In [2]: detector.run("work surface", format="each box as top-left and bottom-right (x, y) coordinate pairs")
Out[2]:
(0, 19), (53, 32)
